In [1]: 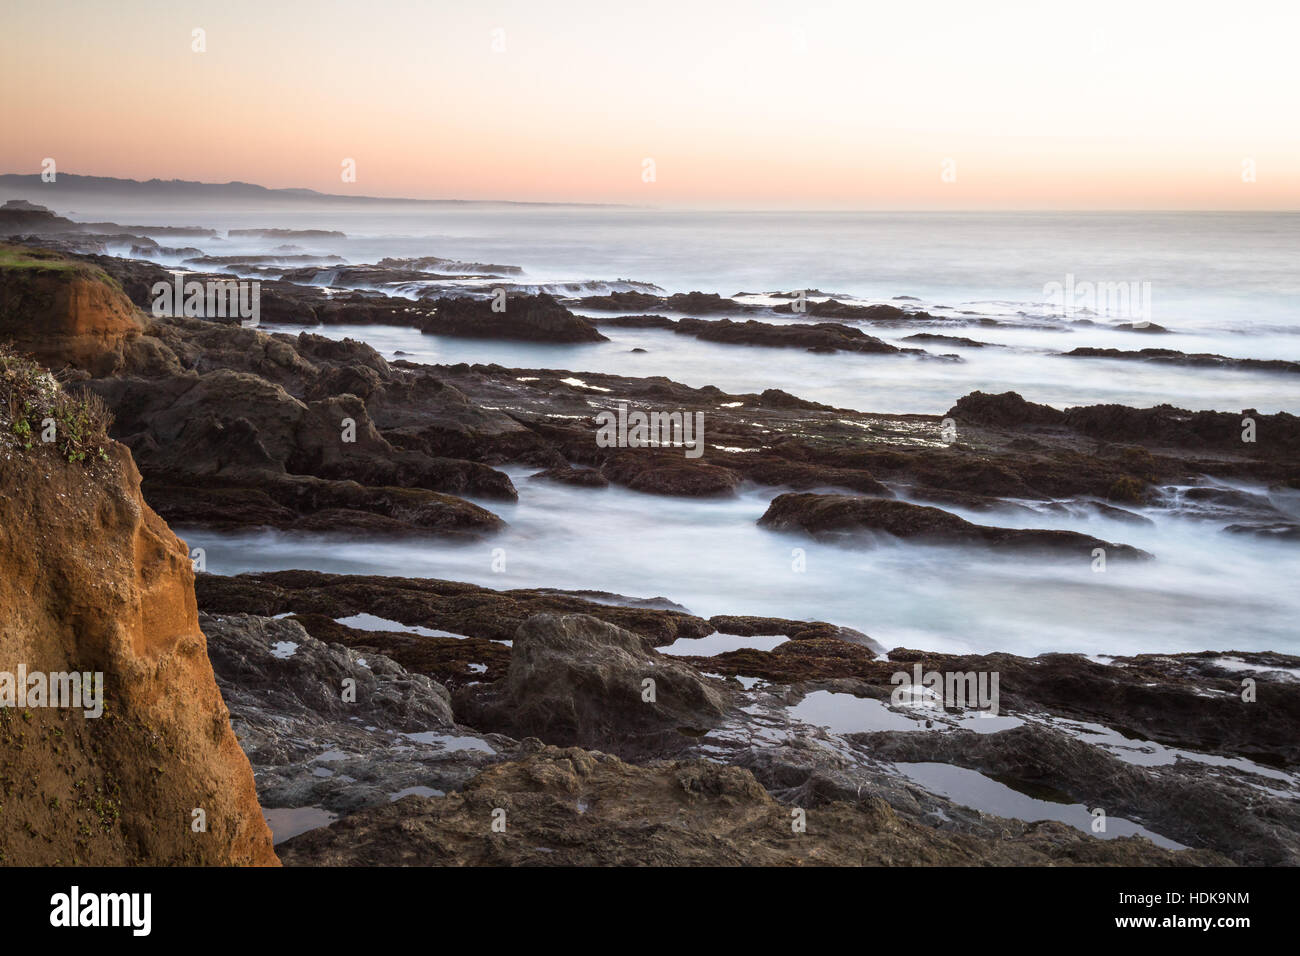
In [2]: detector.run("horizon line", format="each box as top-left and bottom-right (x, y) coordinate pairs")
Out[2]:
(2, 172), (1297, 215)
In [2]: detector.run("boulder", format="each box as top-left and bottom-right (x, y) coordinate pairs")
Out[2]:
(455, 613), (731, 753)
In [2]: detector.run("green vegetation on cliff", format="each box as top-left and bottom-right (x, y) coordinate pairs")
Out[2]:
(0, 343), (112, 462)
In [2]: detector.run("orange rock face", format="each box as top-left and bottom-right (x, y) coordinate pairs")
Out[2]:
(0, 440), (278, 866)
(0, 257), (142, 375)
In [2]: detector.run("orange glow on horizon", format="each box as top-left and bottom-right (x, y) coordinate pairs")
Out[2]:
(3, 0), (1297, 210)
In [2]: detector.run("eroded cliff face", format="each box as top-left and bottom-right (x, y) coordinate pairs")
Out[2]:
(0, 388), (277, 865)
(0, 245), (141, 376)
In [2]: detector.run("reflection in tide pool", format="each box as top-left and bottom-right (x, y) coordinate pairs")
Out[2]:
(897, 762), (1184, 849)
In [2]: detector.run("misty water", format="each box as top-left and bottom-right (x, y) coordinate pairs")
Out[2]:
(47, 198), (1295, 658)
(177, 463), (1300, 659)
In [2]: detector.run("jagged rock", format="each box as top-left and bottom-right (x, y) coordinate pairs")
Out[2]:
(202, 613), (505, 818)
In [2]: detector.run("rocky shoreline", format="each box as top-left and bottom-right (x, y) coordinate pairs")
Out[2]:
(2, 214), (1298, 867)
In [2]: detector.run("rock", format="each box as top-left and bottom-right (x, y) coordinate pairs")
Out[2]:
(706, 616), (885, 653)
(64, 318), (521, 533)
(275, 742), (1222, 866)
(1064, 347), (1300, 374)
(454, 613), (731, 754)
(758, 493), (1150, 558)
(854, 723), (1297, 865)
(195, 570), (714, 648)
(0, 243), (143, 375)
(569, 290), (666, 311)
(587, 314), (675, 329)
(529, 466), (610, 488)
(948, 390), (1066, 427)
(1063, 404), (1300, 455)
(1223, 522), (1300, 540)
(599, 452), (740, 497)
(283, 612), (512, 689)
(1113, 322), (1171, 333)
(902, 333), (997, 348)
(665, 291), (752, 313)
(674, 318), (909, 353)
(377, 255), (523, 276)
(772, 299), (936, 322)
(421, 294), (608, 343)
(202, 613), (505, 818)
(0, 365), (276, 865)
(227, 228), (347, 240)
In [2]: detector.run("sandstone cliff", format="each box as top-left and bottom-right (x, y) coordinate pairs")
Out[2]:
(0, 243), (141, 376)
(0, 343), (277, 865)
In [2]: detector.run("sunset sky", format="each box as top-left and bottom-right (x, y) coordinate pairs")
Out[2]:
(3, 0), (1298, 208)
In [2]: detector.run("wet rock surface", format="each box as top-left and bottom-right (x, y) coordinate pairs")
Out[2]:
(758, 493), (1152, 559)
(454, 613), (732, 755)
(419, 294), (608, 343)
(196, 570), (715, 647)
(276, 742), (1224, 866)
(1064, 346), (1300, 375)
(203, 613), (506, 820)
(192, 570), (1298, 866)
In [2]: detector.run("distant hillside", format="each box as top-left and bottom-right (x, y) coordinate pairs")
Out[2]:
(0, 173), (612, 207)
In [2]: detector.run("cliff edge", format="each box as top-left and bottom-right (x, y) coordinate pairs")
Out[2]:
(0, 242), (141, 376)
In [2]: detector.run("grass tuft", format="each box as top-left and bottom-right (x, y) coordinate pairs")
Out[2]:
(0, 343), (113, 463)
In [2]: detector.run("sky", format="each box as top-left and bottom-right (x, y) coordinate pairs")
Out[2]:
(2, 0), (1298, 209)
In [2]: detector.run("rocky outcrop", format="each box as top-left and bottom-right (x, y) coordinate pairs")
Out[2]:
(453, 614), (732, 755)
(202, 613), (504, 820)
(902, 333), (997, 348)
(570, 290), (667, 311)
(674, 318), (911, 353)
(949, 389), (1300, 458)
(89, 363), (509, 534)
(758, 493), (1150, 558)
(195, 570), (714, 648)
(0, 366), (276, 865)
(0, 243), (142, 375)
(1064, 347), (1300, 374)
(589, 314), (919, 354)
(377, 255), (523, 276)
(420, 294), (608, 343)
(772, 299), (936, 322)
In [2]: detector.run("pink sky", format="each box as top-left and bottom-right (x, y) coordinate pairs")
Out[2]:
(3, 0), (1297, 209)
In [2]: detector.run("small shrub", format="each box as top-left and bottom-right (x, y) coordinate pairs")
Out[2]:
(0, 343), (113, 464)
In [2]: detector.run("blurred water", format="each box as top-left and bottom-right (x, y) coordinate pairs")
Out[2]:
(177, 467), (1300, 658)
